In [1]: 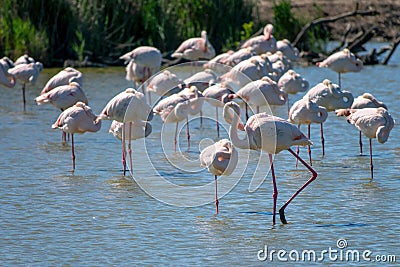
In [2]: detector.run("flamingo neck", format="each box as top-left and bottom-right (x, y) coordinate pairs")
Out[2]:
(225, 106), (250, 149)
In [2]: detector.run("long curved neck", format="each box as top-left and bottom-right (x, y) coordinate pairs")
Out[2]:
(224, 105), (250, 149)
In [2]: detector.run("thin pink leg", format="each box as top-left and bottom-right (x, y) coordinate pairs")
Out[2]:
(320, 123), (325, 157)
(186, 117), (190, 151)
(200, 110), (203, 128)
(174, 122), (178, 152)
(122, 123), (127, 175)
(268, 154), (278, 225)
(338, 72), (341, 88)
(215, 175), (219, 214)
(245, 103), (249, 121)
(62, 132), (66, 143)
(359, 131), (363, 155)
(279, 148), (318, 224)
(295, 124), (300, 168)
(22, 83), (26, 112)
(71, 134), (75, 171)
(308, 124), (312, 166)
(128, 122), (133, 174)
(216, 107), (220, 138)
(369, 138), (374, 180)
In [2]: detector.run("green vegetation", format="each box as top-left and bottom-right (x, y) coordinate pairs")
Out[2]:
(0, 0), (329, 66)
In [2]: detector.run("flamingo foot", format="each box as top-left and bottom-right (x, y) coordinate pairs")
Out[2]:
(279, 208), (288, 224)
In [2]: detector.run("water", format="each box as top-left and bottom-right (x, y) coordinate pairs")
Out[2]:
(1, 46), (399, 266)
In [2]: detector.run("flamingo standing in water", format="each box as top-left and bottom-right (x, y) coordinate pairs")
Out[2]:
(200, 139), (238, 214)
(289, 96), (328, 165)
(0, 57), (15, 88)
(97, 88), (153, 175)
(146, 70), (183, 103)
(203, 83), (239, 137)
(171, 30), (216, 62)
(276, 39), (299, 62)
(235, 76), (288, 120)
(277, 69), (309, 113)
(41, 67), (83, 94)
(240, 24), (277, 54)
(52, 102), (102, 171)
(223, 101), (317, 224)
(8, 61), (43, 111)
(343, 107), (394, 179)
(316, 48), (363, 88)
(336, 93), (388, 155)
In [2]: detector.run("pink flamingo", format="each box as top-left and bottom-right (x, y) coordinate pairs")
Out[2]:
(41, 67), (83, 94)
(51, 102), (102, 171)
(14, 54), (35, 65)
(289, 97), (328, 165)
(223, 101), (317, 224)
(200, 139), (238, 214)
(276, 39), (299, 62)
(240, 24), (277, 54)
(221, 57), (269, 84)
(221, 47), (256, 66)
(0, 57), (16, 88)
(146, 70), (183, 103)
(203, 50), (234, 72)
(97, 88), (153, 175)
(278, 69), (309, 113)
(8, 61), (43, 111)
(203, 83), (239, 137)
(235, 76), (288, 120)
(336, 93), (387, 155)
(171, 30), (216, 61)
(344, 107), (394, 179)
(316, 48), (363, 88)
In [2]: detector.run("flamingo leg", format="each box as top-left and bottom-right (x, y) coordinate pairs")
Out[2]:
(245, 103), (249, 121)
(320, 123), (325, 157)
(215, 175), (219, 214)
(287, 97), (290, 117)
(174, 122), (178, 152)
(338, 72), (341, 88)
(22, 83), (26, 112)
(200, 110), (203, 128)
(122, 123), (127, 175)
(308, 124), (312, 166)
(216, 106), (220, 138)
(268, 154), (278, 225)
(186, 117), (190, 151)
(62, 131), (66, 144)
(369, 138), (374, 180)
(279, 148), (318, 224)
(359, 131), (363, 156)
(256, 106), (260, 114)
(128, 122), (133, 174)
(295, 124), (300, 168)
(71, 133), (75, 171)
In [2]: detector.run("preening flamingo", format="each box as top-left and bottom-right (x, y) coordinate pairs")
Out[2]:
(203, 83), (239, 137)
(289, 96), (328, 164)
(146, 70), (183, 102)
(51, 102), (101, 171)
(316, 48), (363, 88)
(171, 30), (216, 61)
(97, 88), (153, 175)
(345, 107), (394, 179)
(223, 101), (317, 224)
(14, 54), (35, 65)
(41, 67), (83, 94)
(235, 76), (287, 120)
(0, 57), (16, 88)
(221, 47), (256, 66)
(240, 24), (277, 54)
(200, 139), (238, 214)
(276, 39), (299, 62)
(336, 93), (387, 155)
(8, 61), (43, 111)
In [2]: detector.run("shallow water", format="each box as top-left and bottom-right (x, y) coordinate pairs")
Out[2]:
(1, 45), (399, 266)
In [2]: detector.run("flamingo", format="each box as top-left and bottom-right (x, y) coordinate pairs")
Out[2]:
(336, 93), (387, 155)
(344, 107), (394, 179)
(223, 101), (317, 224)
(221, 57), (269, 84)
(203, 50), (234, 72)
(278, 69), (310, 113)
(240, 24), (277, 54)
(97, 88), (153, 175)
(8, 61), (43, 111)
(289, 96), (328, 165)
(51, 102), (102, 171)
(121, 46), (162, 99)
(316, 48), (363, 88)
(202, 83), (239, 137)
(146, 70), (183, 103)
(14, 54), (35, 65)
(171, 30), (216, 62)
(235, 76), (288, 120)
(35, 82), (88, 111)
(41, 67), (83, 94)
(221, 47), (257, 66)
(153, 88), (198, 151)
(200, 139), (238, 214)
(276, 39), (299, 62)
(183, 68), (218, 92)
(303, 79), (354, 156)
(0, 57), (16, 88)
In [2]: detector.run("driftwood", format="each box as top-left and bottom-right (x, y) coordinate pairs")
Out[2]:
(382, 36), (400, 65)
(292, 7), (378, 47)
